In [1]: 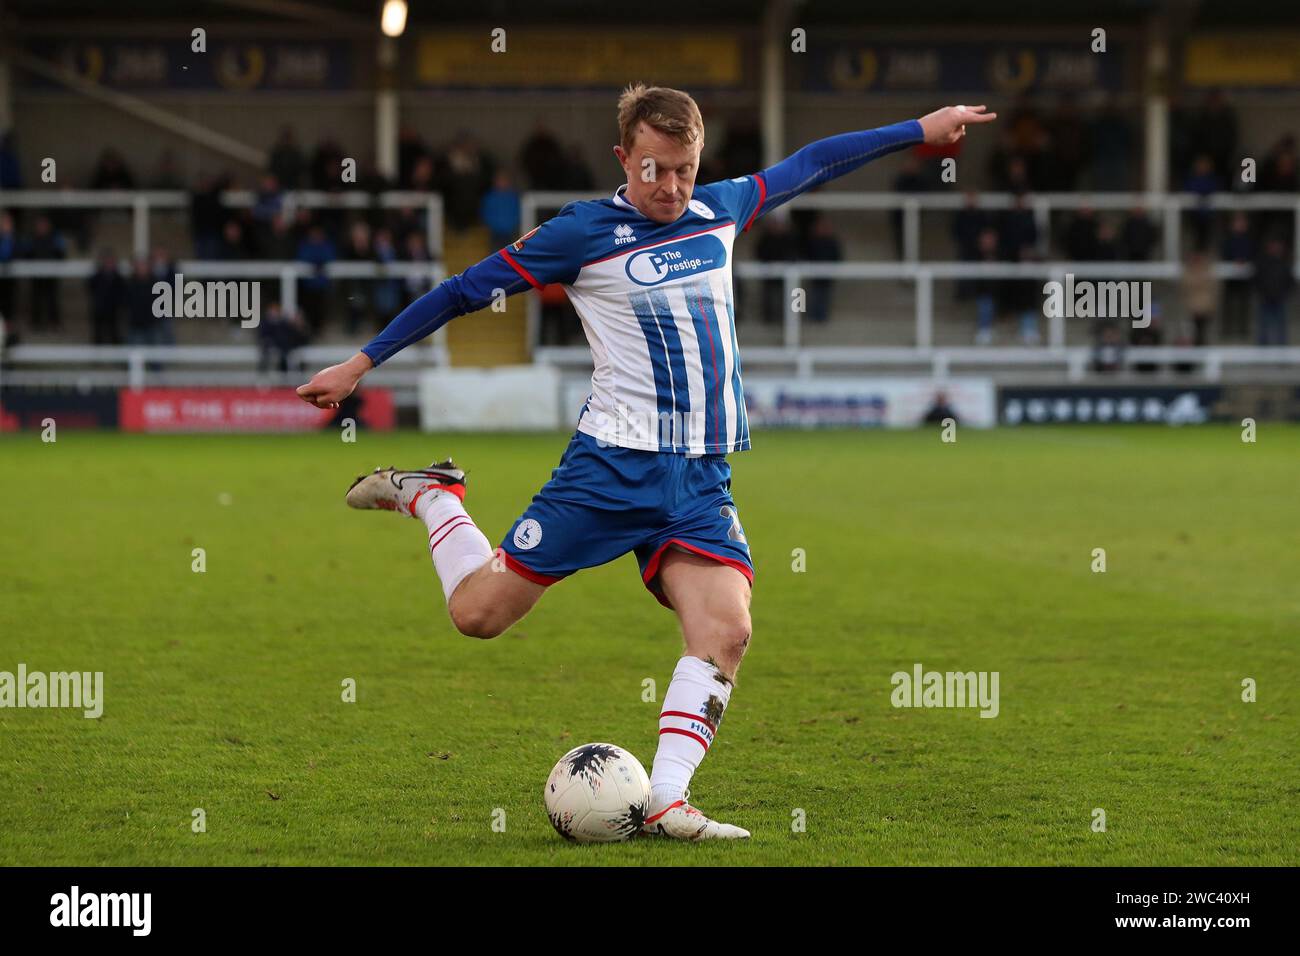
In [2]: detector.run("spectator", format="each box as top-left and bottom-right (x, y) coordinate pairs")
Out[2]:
(1260, 136), (1297, 245)
(1184, 154), (1222, 249)
(190, 173), (231, 260)
(999, 193), (1041, 346)
(436, 131), (495, 232)
(1220, 211), (1255, 341)
(126, 256), (165, 346)
(269, 126), (306, 191)
(803, 214), (842, 324)
(398, 124), (431, 188)
(1167, 92), (1196, 187)
(1064, 206), (1099, 261)
(341, 220), (374, 335)
(87, 249), (126, 344)
(890, 154), (928, 260)
(1120, 206), (1158, 261)
(310, 136), (345, 191)
(258, 302), (309, 374)
(371, 227), (403, 321)
(402, 230), (433, 303)
(252, 173), (284, 234)
(519, 124), (566, 190)
(1253, 235), (1294, 345)
(296, 223), (336, 333)
(89, 148), (136, 190)
(480, 170), (522, 249)
(1180, 249), (1220, 346)
(147, 246), (178, 346)
(263, 210), (298, 260)
(755, 213), (799, 326)
(217, 219), (250, 261)
(972, 226), (1000, 345)
(49, 183), (90, 253)
(0, 211), (16, 327)
(24, 215), (65, 330)
(952, 192), (992, 302)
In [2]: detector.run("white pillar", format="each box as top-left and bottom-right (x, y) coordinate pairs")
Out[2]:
(375, 37), (399, 181)
(760, 0), (788, 167)
(1143, 18), (1169, 194)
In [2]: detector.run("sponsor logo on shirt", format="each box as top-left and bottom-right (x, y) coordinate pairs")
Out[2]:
(625, 234), (727, 286)
(613, 223), (637, 245)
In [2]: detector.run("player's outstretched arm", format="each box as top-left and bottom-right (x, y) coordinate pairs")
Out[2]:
(732, 105), (997, 227)
(296, 205), (582, 409)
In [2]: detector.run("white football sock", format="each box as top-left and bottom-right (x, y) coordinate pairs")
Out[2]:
(650, 655), (733, 811)
(417, 490), (492, 604)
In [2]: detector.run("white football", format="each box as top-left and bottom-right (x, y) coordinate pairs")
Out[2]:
(544, 742), (651, 843)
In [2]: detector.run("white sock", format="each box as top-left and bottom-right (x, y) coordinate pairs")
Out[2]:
(417, 490), (492, 604)
(650, 655), (733, 811)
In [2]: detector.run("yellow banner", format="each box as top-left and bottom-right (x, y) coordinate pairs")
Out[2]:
(1185, 34), (1300, 87)
(417, 30), (742, 87)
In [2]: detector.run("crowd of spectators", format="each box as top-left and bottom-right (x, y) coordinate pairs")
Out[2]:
(0, 94), (1295, 349)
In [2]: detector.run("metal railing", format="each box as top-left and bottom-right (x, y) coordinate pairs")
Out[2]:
(0, 189), (445, 260)
(0, 343), (447, 393)
(0, 258), (446, 320)
(534, 344), (1300, 384)
(521, 189), (1300, 350)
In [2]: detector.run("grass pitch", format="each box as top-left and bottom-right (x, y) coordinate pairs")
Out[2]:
(0, 425), (1296, 866)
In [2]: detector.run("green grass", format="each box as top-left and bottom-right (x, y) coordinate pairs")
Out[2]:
(0, 425), (1296, 866)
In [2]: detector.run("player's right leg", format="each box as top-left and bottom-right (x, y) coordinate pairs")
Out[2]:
(344, 459), (545, 638)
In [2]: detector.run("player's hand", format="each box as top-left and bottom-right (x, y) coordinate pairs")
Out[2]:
(296, 352), (373, 409)
(918, 105), (997, 145)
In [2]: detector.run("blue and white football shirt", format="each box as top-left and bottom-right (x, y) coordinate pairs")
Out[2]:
(500, 177), (765, 454)
(360, 120), (924, 455)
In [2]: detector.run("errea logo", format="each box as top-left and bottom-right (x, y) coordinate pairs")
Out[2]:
(613, 223), (636, 245)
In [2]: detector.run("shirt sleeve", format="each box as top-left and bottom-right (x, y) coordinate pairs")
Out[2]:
(711, 119), (924, 233)
(498, 202), (585, 288)
(360, 204), (586, 366)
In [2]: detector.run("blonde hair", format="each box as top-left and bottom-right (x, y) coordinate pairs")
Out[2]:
(617, 83), (704, 151)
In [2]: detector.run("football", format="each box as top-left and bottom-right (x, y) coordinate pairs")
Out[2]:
(544, 743), (652, 842)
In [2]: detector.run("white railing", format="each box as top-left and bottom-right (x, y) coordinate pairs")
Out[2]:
(0, 259), (446, 321)
(0, 189), (445, 260)
(0, 343), (448, 393)
(521, 189), (1300, 350)
(534, 344), (1300, 384)
(2, 189), (1298, 361)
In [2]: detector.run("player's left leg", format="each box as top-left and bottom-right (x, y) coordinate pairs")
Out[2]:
(639, 551), (752, 839)
(636, 450), (754, 840)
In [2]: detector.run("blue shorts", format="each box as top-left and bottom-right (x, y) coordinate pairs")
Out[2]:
(498, 431), (753, 608)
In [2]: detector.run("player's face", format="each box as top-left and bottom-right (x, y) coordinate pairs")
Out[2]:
(614, 122), (702, 223)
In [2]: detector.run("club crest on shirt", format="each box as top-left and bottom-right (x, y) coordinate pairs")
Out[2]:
(513, 518), (543, 550)
(511, 226), (540, 252)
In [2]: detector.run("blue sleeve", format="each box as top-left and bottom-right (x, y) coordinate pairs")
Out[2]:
(711, 119), (924, 232)
(360, 204), (585, 366)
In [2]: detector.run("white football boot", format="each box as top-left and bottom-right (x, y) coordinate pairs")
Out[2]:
(641, 791), (750, 840)
(344, 458), (466, 517)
